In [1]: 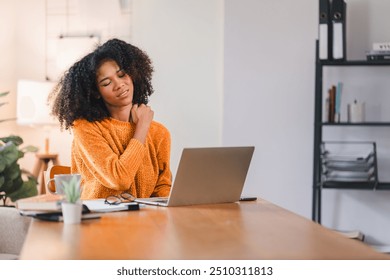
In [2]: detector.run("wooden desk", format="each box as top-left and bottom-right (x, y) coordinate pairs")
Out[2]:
(19, 199), (389, 260)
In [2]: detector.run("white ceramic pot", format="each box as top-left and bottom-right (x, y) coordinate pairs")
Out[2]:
(61, 202), (82, 224)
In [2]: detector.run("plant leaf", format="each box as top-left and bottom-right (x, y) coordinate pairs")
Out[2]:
(8, 177), (38, 201)
(0, 173), (22, 194)
(0, 135), (23, 146)
(0, 142), (20, 165)
(21, 145), (39, 153)
(0, 91), (10, 97)
(63, 176), (81, 203)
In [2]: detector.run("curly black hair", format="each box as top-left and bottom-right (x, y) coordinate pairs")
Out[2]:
(49, 38), (154, 130)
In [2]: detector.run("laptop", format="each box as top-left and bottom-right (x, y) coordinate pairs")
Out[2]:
(135, 146), (255, 207)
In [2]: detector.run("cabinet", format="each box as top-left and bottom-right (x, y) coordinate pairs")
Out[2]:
(312, 40), (390, 223)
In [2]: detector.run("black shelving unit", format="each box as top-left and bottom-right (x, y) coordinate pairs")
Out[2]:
(312, 40), (390, 223)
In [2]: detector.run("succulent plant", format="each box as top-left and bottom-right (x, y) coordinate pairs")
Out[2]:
(62, 176), (82, 204)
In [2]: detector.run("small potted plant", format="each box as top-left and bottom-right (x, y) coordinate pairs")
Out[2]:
(61, 175), (82, 224)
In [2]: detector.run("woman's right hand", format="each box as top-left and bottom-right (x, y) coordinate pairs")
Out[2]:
(131, 104), (154, 143)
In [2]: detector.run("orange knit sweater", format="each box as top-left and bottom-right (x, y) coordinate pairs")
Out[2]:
(71, 118), (172, 199)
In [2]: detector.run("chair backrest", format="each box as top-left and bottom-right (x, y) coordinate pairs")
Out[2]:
(45, 165), (71, 193)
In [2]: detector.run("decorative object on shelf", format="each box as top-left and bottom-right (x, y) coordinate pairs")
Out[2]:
(61, 174), (82, 224)
(347, 99), (365, 123)
(0, 91), (38, 206)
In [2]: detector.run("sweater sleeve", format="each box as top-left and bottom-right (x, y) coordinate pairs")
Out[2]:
(151, 126), (172, 197)
(72, 120), (146, 191)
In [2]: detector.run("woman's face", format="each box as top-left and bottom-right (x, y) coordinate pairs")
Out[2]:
(96, 59), (134, 111)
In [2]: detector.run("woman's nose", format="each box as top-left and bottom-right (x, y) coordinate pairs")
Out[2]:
(113, 78), (123, 90)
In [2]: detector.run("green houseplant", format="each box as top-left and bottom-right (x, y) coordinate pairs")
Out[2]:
(61, 175), (82, 224)
(0, 91), (38, 206)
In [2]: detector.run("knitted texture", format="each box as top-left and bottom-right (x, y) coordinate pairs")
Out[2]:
(71, 118), (172, 199)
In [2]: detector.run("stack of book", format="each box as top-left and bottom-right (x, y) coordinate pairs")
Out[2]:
(366, 42), (390, 61)
(324, 82), (343, 123)
(321, 141), (378, 188)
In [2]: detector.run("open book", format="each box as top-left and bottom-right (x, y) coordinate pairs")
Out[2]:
(82, 199), (139, 212)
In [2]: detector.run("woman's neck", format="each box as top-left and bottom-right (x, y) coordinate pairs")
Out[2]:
(108, 105), (132, 122)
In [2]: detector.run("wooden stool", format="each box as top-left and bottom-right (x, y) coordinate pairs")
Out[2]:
(32, 154), (59, 194)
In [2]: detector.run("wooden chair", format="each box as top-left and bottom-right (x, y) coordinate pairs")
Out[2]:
(32, 153), (60, 194)
(44, 165), (71, 194)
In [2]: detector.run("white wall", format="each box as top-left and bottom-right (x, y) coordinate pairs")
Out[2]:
(224, 0), (390, 246)
(223, 0), (317, 214)
(132, 0), (224, 174)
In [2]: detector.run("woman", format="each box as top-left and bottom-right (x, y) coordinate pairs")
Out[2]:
(50, 38), (171, 199)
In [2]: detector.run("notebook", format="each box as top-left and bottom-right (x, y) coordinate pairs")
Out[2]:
(135, 146), (255, 207)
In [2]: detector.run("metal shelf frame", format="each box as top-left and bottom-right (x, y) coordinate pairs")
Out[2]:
(312, 40), (390, 223)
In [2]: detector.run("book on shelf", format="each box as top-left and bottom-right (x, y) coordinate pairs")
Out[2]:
(366, 49), (390, 61)
(328, 85), (336, 123)
(366, 50), (390, 55)
(325, 83), (342, 123)
(335, 82), (342, 122)
(372, 42), (390, 51)
(367, 54), (390, 61)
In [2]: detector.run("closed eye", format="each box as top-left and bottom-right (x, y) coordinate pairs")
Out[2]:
(117, 70), (126, 78)
(98, 69), (126, 87)
(100, 79), (111, 87)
